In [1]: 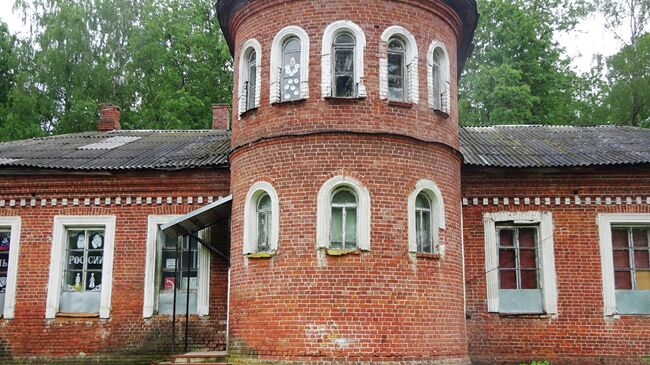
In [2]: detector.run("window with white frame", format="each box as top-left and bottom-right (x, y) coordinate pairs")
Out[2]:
(238, 39), (262, 116)
(330, 188), (358, 250)
(0, 217), (21, 319)
(380, 26), (419, 103)
(484, 211), (557, 315)
(143, 215), (211, 318)
(408, 180), (445, 255)
(270, 26), (310, 103)
(316, 176), (370, 252)
(46, 216), (116, 318)
(598, 214), (650, 315)
(321, 21), (366, 99)
(428, 42), (450, 114)
(243, 182), (280, 255)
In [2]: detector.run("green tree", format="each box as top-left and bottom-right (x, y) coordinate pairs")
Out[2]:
(594, 0), (649, 126)
(459, 0), (589, 126)
(10, 0), (232, 137)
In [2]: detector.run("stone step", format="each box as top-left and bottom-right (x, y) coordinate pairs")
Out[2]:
(170, 351), (229, 364)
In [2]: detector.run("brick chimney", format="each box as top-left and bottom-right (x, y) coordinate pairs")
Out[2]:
(211, 104), (230, 130)
(97, 103), (121, 132)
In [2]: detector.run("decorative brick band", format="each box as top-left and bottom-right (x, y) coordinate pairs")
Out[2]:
(463, 196), (650, 207)
(0, 196), (223, 209)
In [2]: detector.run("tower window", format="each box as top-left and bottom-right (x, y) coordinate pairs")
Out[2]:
(330, 188), (358, 250)
(415, 192), (433, 253)
(281, 37), (302, 102)
(256, 193), (272, 252)
(246, 50), (257, 110)
(431, 49), (442, 110)
(332, 32), (356, 97)
(388, 38), (407, 101)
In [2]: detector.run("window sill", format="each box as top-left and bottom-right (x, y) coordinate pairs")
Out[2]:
(56, 312), (100, 318)
(388, 100), (413, 108)
(246, 251), (275, 259)
(324, 96), (366, 103)
(434, 109), (449, 118)
(326, 248), (361, 256)
(239, 107), (258, 118)
(272, 98), (306, 106)
(496, 312), (554, 319)
(415, 252), (441, 260)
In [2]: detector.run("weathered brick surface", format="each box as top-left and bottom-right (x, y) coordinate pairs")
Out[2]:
(462, 166), (650, 365)
(229, 0), (462, 151)
(0, 169), (231, 363)
(229, 134), (467, 362)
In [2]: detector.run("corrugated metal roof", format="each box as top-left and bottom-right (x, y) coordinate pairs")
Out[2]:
(0, 130), (230, 171)
(460, 125), (650, 168)
(0, 126), (648, 171)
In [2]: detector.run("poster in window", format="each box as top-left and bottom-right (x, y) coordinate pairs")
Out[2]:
(0, 232), (10, 251)
(0, 277), (6, 294)
(166, 258), (176, 269)
(164, 277), (175, 290)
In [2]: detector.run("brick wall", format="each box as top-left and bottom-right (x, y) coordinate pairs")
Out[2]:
(229, 0), (462, 151)
(229, 134), (468, 364)
(462, 166), (650, 365)
(0, 169), (231, 364)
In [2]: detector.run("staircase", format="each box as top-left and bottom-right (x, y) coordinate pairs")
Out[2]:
(154, 351), (230, 365)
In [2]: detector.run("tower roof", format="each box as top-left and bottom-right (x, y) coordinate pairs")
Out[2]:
(215, 0), (479, 74)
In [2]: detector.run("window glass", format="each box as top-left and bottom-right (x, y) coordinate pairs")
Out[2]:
(432, 49), (442, 109)
(257, 194), (272, 252)
(330, 189), (357, 250)
(333, 33), (355, 97)
(612, 226), (650, 290)
(0, 229), (10, 316)
(158, 234), (198, 315)
(497, 226), (540, 290)
(388, 38), (406, 101)
(60, 228), (105, 313)
(282, 37), (301, 102)
(247, 50), (257, 110)
(415, 193), (433, 253)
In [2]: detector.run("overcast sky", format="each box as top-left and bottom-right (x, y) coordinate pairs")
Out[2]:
(0, 1), (625, 74)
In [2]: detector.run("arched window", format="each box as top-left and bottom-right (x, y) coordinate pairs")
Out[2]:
(280, 37), (302, 102)
(333, 32), (356, 97)
(270, 26), (310, 103)
(256, 193), (272, 252)
(247, 50), (257, 110)
(330, 188), (358, 250)
(431, 48), (442, 110)
(408, 180), (446, 255)
(321, 21), (366, 99)
(415, 192), (433, 253)
(428, 41), (450, 114)
(379, 26), (419, 103)
(238, 39), (262, 117)
(317, 176), (371, 252)
(243, 182), (280, 255)
(387, 38), (407, 101)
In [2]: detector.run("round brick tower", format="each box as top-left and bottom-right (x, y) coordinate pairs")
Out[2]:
(217, 0), (478, 363)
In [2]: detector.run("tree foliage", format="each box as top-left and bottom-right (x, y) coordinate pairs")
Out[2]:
(459, 0), (590, 126)
(1, 0), (232, 138)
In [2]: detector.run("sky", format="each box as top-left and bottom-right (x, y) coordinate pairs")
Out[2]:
(0, 1), (625, 74)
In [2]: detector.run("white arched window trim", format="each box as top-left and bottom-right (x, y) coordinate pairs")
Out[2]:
(427, 40), (451, 114)
(270, 26), (310, 103)
(317, 176), (371, 251)
(243, 181), (280, 255)
(238, 39), (262, 117)
(321, 20), (367, 99)
(407, 180), (446, 254)
(379, 26), (419, 103)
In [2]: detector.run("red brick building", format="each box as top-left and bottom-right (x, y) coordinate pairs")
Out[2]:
(0, 0), (649, 364)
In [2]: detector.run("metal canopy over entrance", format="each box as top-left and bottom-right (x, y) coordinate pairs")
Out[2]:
(160, 195), (232, 354)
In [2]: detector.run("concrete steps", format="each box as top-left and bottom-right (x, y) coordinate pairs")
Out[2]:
(153, 351), (230, 365)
